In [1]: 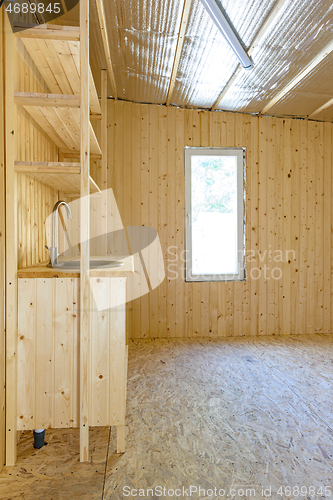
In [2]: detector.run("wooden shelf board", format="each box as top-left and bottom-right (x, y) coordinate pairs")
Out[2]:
(15, 160), (81, 167)
(15, 92), (80, 108)
(14, 24), (80, 41)
(19, 171), (100, 195)
(64, 152), (102, 159)
(21, 36), (100, 114)
(14, 161), (81, 174)
(23, 105), (101, 155)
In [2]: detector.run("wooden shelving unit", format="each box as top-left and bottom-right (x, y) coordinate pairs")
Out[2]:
(14, 32), (101, 157)
(5, 9), (106, 463)
(13, 23), (102, 201)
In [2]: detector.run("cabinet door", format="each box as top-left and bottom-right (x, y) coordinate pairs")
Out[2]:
(90, 277), (126, 426)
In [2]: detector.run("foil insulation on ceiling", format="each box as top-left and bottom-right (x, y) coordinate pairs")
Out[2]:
(266, 52), (333, 118)
(170, 0), (238, 108)
(55, 0), (333, 121)
(217, 0), (333, 113)
(314, 106), (333, 122)
(101, 0), (183, 104)
(171, 0), (276, 107)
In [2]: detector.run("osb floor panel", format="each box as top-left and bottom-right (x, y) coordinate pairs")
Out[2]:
(0, 427), (110, 500)
(1, 334), (333, 499)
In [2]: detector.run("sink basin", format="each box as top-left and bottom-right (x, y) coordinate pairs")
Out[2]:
(52, 260), (124, 270)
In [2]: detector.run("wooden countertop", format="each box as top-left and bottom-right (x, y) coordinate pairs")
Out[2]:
(17, 256), (134, 278)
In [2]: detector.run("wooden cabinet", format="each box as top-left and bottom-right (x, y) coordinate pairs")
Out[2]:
(17, 276), (127, 448)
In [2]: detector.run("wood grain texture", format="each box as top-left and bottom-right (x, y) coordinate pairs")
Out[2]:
(16, 171), (99, 196)
(8, 8), (105, 466)
(101, 69), (108, 255)
(80, 0), (91, 462)
(14, 92), (80, 108)
(5, 11), (18, 466)
(0, 7), (5, 471)
(15, 34), (60, 269)
(15, 162), (81, 173)
(15, 24), (80, 41)
(95, 0), (118, 99)
(105, 335), (333, 497)
(20, 37), (99, 113)
(166, 0), (192, 106)
(17, 277), (127, 432)
(107, 100), (333, 339)
(0, 427), (109, 500)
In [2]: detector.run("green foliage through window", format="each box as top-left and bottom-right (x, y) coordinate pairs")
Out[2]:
(191, 156), (237, 223)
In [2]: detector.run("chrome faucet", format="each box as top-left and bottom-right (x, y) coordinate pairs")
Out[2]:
(47, 201), (72, 266)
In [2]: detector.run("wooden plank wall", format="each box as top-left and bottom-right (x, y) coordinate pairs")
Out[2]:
(15, 37), (59, 268)
(0, 7), (6, 471)
(107, 100), (333, 339)
(17, 277), (126, 430)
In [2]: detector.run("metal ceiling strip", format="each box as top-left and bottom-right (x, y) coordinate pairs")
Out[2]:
(211, 0), (288, 111)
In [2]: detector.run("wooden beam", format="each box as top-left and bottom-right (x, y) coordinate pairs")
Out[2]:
(261, 39), (333, 115)
(15, 160), (80, 167)
(101, 69), (108, 253)
(14, 161), (81, 174)
(65, 152), (102, 159)
(166, 0), (192, 106)
(0, 5), (6, 471)
(211, 70), (241, 111)
(14, 92), (80, 108)
(89, 119), (102, 155)
(60, 0), (68, 15)
(5, 11), (18, 466)
(94, 0), (118, 99)
(90, 113), (102, 120)
(80, 0), (91, 463)
(15, 24), (80, 41)
(90, 176), (101, 194)
(211, 0), (288, 111)
(61, 193), (81, 198)
(117, 426), (125, 453)
(101, 70), (107, 192)
(308, 98), (333, 119)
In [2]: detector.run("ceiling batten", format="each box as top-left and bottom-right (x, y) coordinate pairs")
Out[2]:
(309, 98), (333, 119)
(261, 39), (333, 114)
(95, 0), (118, 99)
(166, 0), (192, 106)
(211, 0), (287, 111)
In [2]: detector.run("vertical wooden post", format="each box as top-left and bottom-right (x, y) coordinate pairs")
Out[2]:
(101, 69), (107, 192)
(4, 12), (18, 466)
(101, 69), (108, 254)
(0, 6), (6, 471)
(80, 0), (91, 462)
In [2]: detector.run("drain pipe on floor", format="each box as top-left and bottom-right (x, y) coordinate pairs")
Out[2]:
(33, 429), (46, 449)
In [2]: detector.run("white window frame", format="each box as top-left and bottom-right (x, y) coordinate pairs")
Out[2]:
(185, 147), (246, 282)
